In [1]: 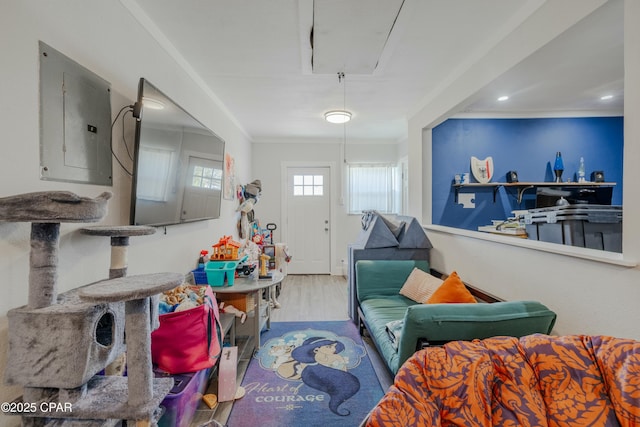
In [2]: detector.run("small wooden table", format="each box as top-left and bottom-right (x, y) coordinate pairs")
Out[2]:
(212, 272), (284, 350)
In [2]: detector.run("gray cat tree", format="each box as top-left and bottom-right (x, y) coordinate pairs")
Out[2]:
(80, 225), (158, 376)
(80, 225), (156, 279)
(1, 191), (182, 426)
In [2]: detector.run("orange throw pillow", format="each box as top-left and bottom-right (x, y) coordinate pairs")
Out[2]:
(426, 271), (477, 304)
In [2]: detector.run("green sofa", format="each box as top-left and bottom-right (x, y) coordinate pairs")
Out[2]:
(355, 260), (557, 374)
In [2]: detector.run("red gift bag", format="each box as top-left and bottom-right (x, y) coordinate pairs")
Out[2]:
(151, 285), (222, 374)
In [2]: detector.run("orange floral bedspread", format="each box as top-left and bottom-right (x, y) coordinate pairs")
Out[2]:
(366, 334), (640, 427)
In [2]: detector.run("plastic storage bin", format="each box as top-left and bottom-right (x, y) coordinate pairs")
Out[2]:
(191, 268), (208, 285)
(523, 205), (622, 252)
(205, 260), (241, 286)
(156, 367), (211, 427)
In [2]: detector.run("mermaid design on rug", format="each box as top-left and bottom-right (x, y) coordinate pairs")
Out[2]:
(258, 328), (366, 416)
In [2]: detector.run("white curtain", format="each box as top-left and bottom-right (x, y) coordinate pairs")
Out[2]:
(348, 164), (399, 214)
(137, 146), (174, 201)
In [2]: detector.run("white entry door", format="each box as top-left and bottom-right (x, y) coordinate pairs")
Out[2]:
(284, 167), (331, 274)
(181, 156), (222, 221)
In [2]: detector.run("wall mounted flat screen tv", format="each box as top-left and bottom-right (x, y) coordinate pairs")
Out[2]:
(130, 78), (225, 226)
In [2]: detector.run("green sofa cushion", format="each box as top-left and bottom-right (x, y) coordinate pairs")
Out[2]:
(359, 296), (414, 371)
(360, 296), (414, 336)
(395, 300), (557, 373)
(356, 259), (430, 302)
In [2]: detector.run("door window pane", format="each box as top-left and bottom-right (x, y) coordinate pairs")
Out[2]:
(293, 174), (324, 197)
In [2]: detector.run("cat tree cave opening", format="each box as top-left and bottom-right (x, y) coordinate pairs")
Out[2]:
(95, 310), (115, 347)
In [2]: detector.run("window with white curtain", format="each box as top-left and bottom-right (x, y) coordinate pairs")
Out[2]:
(348, 163), (400, 214)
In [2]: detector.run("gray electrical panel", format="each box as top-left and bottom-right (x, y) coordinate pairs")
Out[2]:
(39, 41), (112, 185)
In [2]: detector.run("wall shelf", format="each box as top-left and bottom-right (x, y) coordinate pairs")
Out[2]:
(453, 182), (616, 204)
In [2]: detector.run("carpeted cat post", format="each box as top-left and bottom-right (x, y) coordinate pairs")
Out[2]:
(80, 225), (158, 376)
(1, 191), (181, 426)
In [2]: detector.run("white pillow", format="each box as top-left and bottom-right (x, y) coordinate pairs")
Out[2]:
(399, 268), (443, 303)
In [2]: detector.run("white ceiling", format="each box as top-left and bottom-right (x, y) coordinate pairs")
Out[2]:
(126, 0), (623, 143)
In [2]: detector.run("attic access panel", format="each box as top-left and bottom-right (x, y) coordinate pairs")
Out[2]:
(39, 41), (112, 185)
(312, 0), (403, 74)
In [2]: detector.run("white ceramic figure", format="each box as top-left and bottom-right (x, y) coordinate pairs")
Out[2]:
(470, 156), (494, 183)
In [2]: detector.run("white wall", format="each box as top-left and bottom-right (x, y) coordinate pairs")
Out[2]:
(409, 0), (640, 340)
(251, 140), (400, 274)
(0, 0), (252, 411)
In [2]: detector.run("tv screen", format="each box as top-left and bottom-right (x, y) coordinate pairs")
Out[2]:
(130, 78), (225, 226)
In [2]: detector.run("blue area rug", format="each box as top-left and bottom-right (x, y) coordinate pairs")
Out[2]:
(227, 321), (384, 427)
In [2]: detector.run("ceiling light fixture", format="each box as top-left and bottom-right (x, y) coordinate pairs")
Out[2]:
(325, 72), (352, 124)
(331, 71), (350, 167)
(600, 95), (614, 101)
(325, 110), (352, 124)
(497, 95), (509, 102)
(142, 97), (165, 110)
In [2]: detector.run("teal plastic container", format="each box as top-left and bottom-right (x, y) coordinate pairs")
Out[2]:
(205, 260), (240, 286)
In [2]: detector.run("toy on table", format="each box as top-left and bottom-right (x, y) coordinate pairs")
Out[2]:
(236, 257), (256, 276)
(252, 232), (264, 246)
(265, 223), (277, 244)
(211, 235), (242, 260)
(197, 250), (209, 269)
(259, 252), (271, 279)
(263, 245), (276, 270)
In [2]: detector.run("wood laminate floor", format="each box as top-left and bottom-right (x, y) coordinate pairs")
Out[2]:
(270, 274), (349, 322)
(189, 274), (391, 427)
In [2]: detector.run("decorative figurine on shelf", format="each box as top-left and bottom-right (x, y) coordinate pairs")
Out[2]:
(578, 156), (586, 182)
(553, 151), (564, 182)
(470, 156), (494, 183)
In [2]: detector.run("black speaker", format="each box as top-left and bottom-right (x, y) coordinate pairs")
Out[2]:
(506, 170), (518, 183)
(591, 171), (605, 182)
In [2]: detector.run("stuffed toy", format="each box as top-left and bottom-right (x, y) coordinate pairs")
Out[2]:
(252, 233), (264, 245)
(244, 179), (262, 201)
(237, 179), (262, 238)
(243, 241), (262, 267)
(219, 302), (247, 323)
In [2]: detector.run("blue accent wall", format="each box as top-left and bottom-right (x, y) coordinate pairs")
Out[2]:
(432, 117), (623, 230)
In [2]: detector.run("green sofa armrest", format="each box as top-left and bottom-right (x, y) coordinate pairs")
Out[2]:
(394, 300), (557, 373)
(355, 259), (430, 302)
